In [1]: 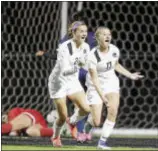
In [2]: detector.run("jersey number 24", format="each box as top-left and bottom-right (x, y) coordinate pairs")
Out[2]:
(105, 61), (112, 71)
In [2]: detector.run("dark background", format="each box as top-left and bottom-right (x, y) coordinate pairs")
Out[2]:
(1, 1), (158, 128)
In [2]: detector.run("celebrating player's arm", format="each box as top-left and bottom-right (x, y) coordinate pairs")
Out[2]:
(115, 62), (144, 80)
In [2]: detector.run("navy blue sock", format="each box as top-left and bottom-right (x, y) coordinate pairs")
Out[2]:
(76, 116), (88, 133)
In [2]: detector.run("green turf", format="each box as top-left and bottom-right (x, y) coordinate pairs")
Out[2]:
(110, 135), (158, 139)
(2, 145), (158, 150)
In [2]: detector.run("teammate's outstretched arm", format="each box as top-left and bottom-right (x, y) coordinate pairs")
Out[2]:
(35, 50), (57, 60)
(115, 61), (144, 80)
(35, 50), (47, 56)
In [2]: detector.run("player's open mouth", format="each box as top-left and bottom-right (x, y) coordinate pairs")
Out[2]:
(81, 36), (86, 39)
(105, 40), (109, 42)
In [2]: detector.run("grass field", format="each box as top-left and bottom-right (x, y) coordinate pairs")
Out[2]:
(2, 145), (158, 150)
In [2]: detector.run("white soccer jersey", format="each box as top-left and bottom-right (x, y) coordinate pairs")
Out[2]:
(48, 39), (90, 98)
(86, 44), (120, 90)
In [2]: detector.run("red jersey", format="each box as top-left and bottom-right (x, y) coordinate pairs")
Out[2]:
(8, 107), (25, 122)
(23, 109), (47, 127)
(8, 107), (47, 127)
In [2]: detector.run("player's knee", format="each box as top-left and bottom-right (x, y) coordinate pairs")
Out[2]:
(80, 105), (90, 115)
(25, 128), (32, 136)
(59, 117), (66, 124)
(85, 106), (90, 114)
(59, 113), (67, 123)
(76, 101), (90, 114)
(26, 128), (40, 137)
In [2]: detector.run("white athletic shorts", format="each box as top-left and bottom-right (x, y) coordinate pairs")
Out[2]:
(86, 77), (120, 105)
(48, 80), (83, 99)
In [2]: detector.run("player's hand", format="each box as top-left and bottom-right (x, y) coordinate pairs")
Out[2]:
(130, 72), (144, 80)
(35, 50), (46, 56)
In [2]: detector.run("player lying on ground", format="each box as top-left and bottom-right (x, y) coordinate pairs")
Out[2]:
(2, 107), (54, 137)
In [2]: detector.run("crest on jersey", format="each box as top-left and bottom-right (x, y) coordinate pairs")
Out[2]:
(83, 49), (87, 54)
(112, 53), (117, 58)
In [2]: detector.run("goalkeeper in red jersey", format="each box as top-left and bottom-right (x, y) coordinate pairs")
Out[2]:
(2, 107), (54, 137)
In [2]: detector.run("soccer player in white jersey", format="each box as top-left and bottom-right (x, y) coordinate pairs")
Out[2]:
(48, 21), (90, 147)
(85, 27), (144, 149)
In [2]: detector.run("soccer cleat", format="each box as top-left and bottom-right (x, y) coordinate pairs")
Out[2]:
(97, 140), (111, 150)
(76, 132), (87, 143)
(66, 118), (77, 139)
(51, 136), (62, 147)
(85, 133), (92, 141)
